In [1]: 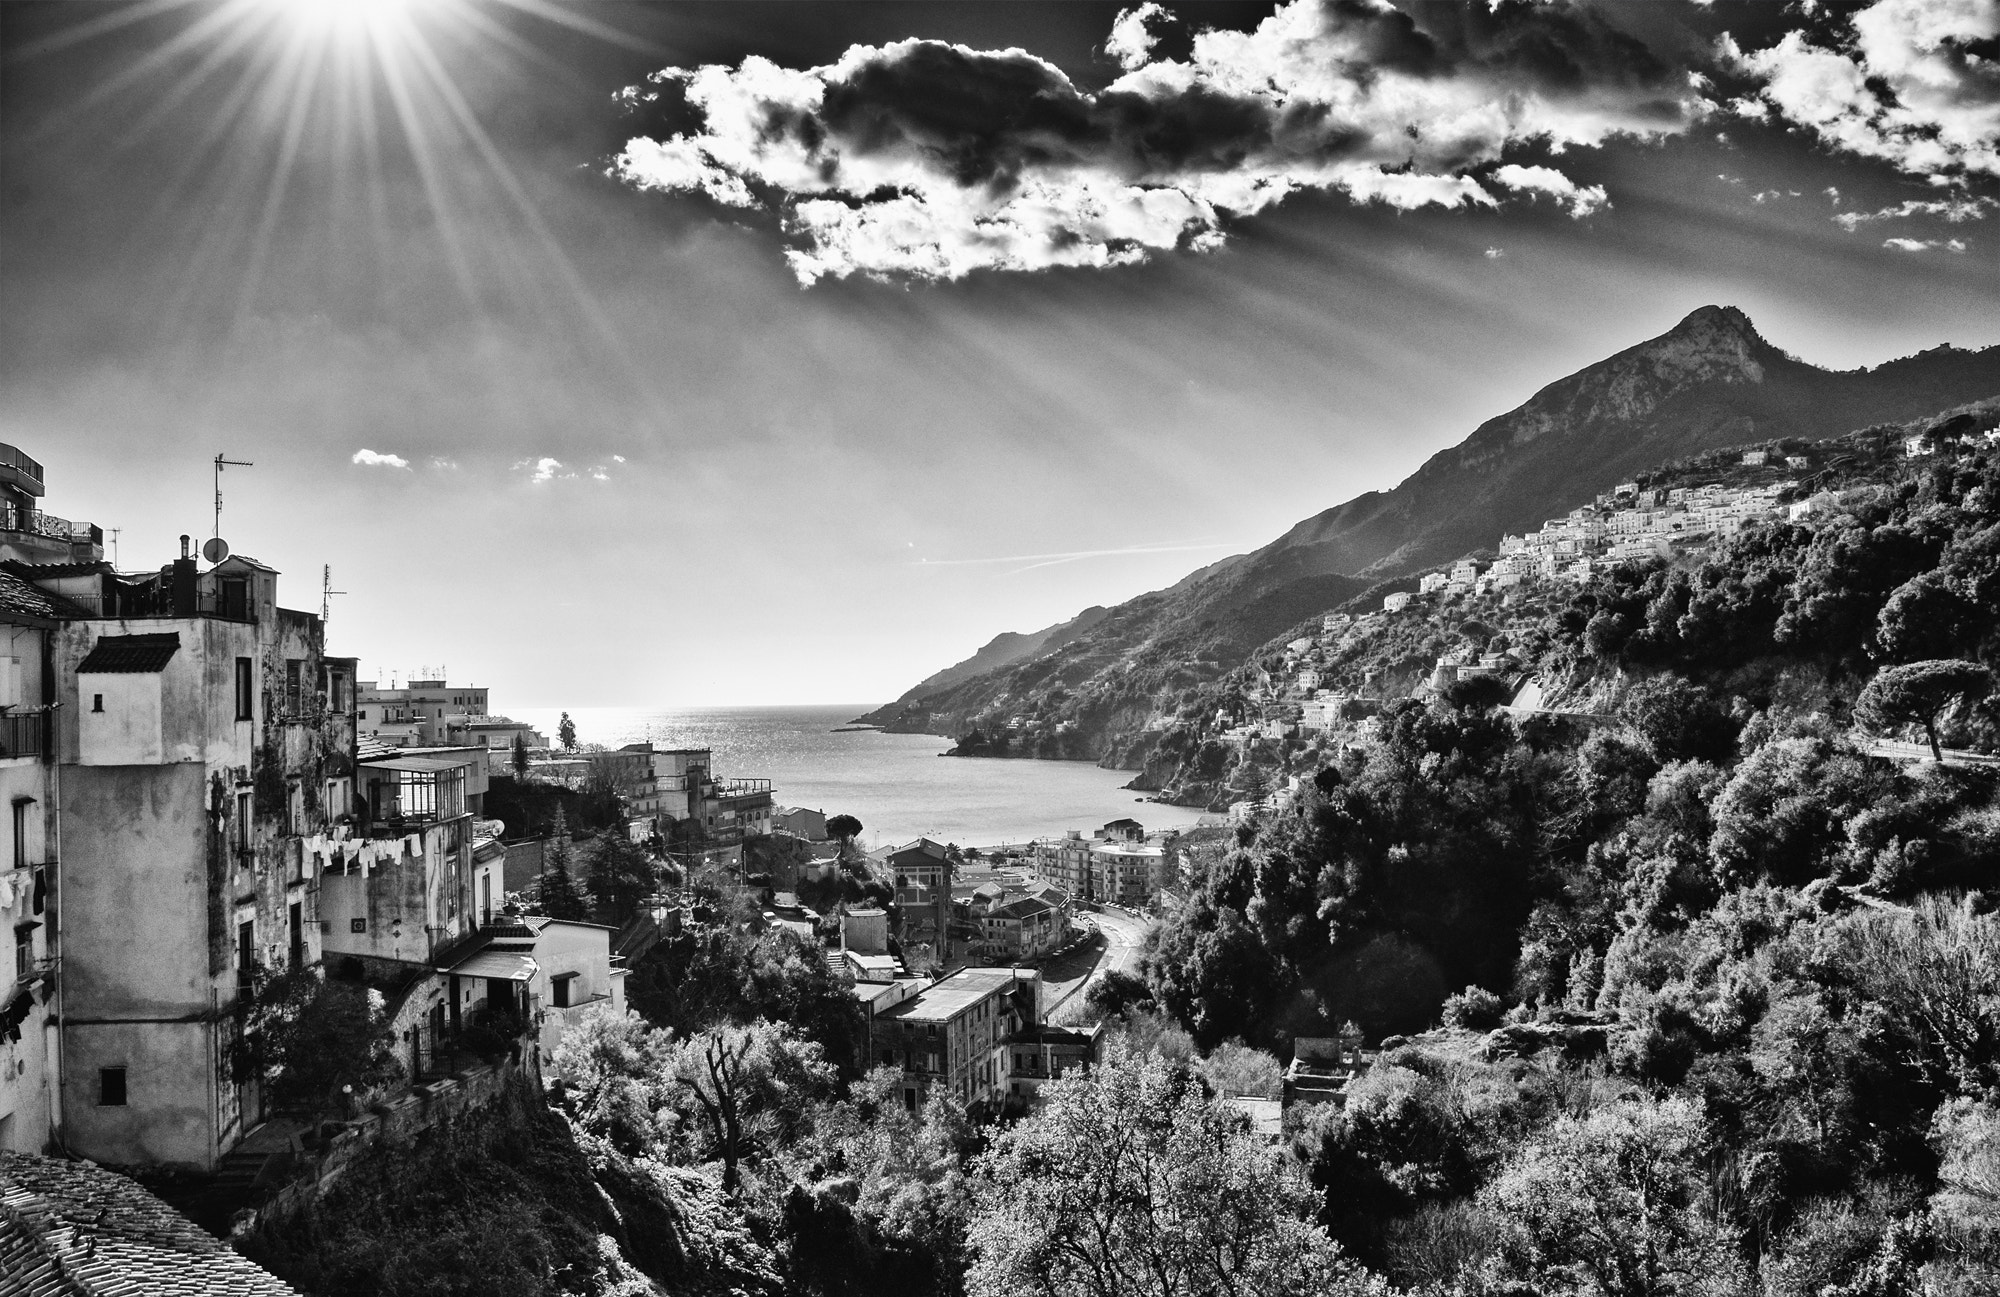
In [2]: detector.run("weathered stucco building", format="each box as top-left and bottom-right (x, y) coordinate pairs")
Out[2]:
(48, 545), (356, 1169)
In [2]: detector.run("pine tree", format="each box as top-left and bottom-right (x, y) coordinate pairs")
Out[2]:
(538, 806), (588, 920)
(511, 732), (529, 778)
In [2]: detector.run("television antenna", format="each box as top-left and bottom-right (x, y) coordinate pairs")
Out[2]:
(321, 564), (347, 624)
(213, 452), (252, 540)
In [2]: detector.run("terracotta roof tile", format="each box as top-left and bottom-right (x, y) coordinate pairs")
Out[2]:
(0, 1153), (301, 1296)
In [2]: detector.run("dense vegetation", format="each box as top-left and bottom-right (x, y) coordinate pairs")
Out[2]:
(1126, 421), (2000, 1291)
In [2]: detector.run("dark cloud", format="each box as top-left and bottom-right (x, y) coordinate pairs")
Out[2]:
(614, 0), (1715, 281)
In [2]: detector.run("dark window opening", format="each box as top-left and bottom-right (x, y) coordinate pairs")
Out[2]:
(551, 972), (577, 1009)
(99, 1067), (126, 1106)
(91, 694), (103, 713)
(234, 658), (254, 721)
(237, 919), (255, 995)
(288, 901), (304, 969)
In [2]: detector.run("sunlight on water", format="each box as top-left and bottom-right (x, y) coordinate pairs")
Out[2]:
(509, 704), (1206, 850)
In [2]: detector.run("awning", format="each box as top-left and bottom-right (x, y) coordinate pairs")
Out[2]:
(445, 950), (539, 982)
(362, 756), (469, 774)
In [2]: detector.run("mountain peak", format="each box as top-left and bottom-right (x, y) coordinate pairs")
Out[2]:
(1656, 304), (1770, 357)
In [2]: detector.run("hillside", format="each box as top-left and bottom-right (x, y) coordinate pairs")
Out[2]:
(886, 605), (1111, 704)
(862, 308), (2000, 765)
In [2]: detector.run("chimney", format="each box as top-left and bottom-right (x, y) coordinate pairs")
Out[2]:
(172, 534), (197, 616)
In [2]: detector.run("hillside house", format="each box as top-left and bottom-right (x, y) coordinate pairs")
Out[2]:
(1005, 1023), (1102, 1105)
(887, 838), (955, 958)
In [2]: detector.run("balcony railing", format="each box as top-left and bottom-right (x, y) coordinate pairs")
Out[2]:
(0, 505), (77, 543)
(0, 713), (43, 759)
(54, 589), (258, 623)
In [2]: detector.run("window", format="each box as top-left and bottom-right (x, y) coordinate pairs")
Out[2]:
(237, 919), (255, 994)
(234, 658), (254, 721)
(285, 659), (303, 714)
(15, 924), (33, 979)
(11, 799), (28, 871)
(98, 1067), (126, 1106)
(91, 694), (103, 713)
(235, 790), (252, 856)
(551, 972), (576, 1009)
(288, 902), (303, 969)
(480, 873), (492, 926)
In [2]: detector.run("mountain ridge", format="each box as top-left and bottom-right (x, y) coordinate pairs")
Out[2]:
(862, 307), (2000, 760)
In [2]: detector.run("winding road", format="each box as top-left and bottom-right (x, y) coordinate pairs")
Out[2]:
(1040, 906), (1154, 1021)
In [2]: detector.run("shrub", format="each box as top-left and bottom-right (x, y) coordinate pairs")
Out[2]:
(1441, 985), (1506, 1031)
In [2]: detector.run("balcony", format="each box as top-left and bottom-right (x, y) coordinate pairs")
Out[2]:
(0, 712), (43, 760)
(0, 444), (45, 498)
(0, 505), (76, 543)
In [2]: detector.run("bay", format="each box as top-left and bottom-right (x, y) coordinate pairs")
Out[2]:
(508, 704), (1207, 852)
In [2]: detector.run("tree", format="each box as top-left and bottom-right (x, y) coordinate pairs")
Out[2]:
(967, 1047), (1364, 1297)
(538, 806), (589, 921)
(237, 966), (402, 1128)
(558, 711), (577, 750)
(510, 731), (529, 778)
(664, 1021), (835, 1193)
(1480, 1094), (1745, 1297)
(1199, 1039), (1284, 1099)
(826, 814), (863, 853)
(589, 830), (660, 926)
(1855, 659), (1994, 762)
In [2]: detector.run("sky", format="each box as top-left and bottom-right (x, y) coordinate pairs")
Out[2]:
(2, 0), (1997, 709)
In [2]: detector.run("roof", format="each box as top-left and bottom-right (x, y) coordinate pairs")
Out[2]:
(0, 1152), (303, 1296)
(989, 896), (1054, 921)
(0, 570), (72, 622)
(211, 555), (278, 574)
(75, 632), (181, 674)
(443, 950), (539, 981)
(889, 838), (950, 864)
(360, 755), (468, 774)
(879, 968), (1026, 1023)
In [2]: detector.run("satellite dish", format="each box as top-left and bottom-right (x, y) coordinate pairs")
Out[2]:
(202, 537), (230, 563)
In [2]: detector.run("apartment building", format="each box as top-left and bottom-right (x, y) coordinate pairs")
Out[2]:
(868, 967), (1040, 1112)
(46, 545), (358, 1169)
(0, 570), (61, 1154)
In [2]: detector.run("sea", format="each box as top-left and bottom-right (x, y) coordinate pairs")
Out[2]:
(507, 704), (1207, 853)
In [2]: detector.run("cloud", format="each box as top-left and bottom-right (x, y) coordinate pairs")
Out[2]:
(514, 456), (568, 482)
(1491, 164), (1610, 217)
(914, 539), (1233, 576)
(1106, 3), (1172, 72)
(1833, 194), (1996, 229)
(351, 449), (410, 469)
(1882, 235), (1971, 251)
(1724, 0), (2000, 182)
(614, 0), (1708, 283)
